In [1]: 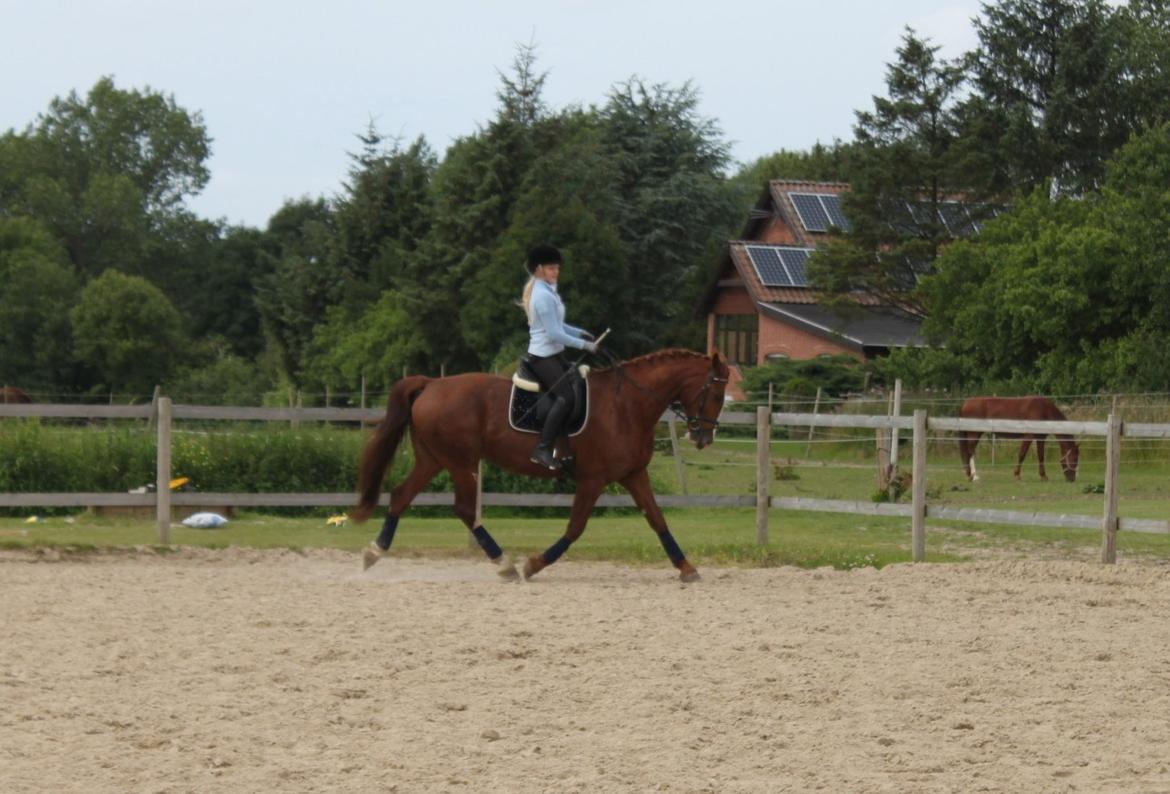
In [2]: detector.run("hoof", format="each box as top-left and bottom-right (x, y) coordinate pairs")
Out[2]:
(494, 555), (520, 582)
(521, 556), (545, 581)
(362, 542), (385, 572)
(678, 562), (701, 583)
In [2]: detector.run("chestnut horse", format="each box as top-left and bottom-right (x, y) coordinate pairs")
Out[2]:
(958, 396), (1079, 482)
(353, 349), (729, 582)
(0, 386), (32, 404)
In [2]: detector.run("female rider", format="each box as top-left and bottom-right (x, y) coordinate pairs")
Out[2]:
(521, 244), (598, 470)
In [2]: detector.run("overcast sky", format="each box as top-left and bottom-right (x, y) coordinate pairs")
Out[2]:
(3, 0), (987, 229)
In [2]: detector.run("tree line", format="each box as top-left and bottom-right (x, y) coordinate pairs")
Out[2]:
(3, 0), (1170, 401)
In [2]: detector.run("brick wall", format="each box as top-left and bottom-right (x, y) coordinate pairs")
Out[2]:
(757, 313), (861, 363)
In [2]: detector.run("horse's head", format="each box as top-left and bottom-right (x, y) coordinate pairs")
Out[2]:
(1061, 440), (1080, 482)
(676, 351), (730, 450)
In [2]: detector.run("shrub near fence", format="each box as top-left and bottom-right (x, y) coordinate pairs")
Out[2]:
(0, 417), (652, 517)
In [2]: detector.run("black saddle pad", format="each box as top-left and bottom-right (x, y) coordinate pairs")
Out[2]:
(508, 380), (589, 436)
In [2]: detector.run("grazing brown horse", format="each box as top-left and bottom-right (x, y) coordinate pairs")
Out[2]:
(353, 349), (729, 582)
(0, 386), (32, 404)
(958, 396), (1079, 482)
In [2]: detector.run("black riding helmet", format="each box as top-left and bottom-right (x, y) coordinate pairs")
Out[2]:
(526, 244), (563, 274)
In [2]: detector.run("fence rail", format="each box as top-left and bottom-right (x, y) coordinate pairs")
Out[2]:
(2, 397), (1165, 563)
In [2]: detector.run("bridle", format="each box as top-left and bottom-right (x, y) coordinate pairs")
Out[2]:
(595, 348), (727, 433)
(671, 368), (728, 434)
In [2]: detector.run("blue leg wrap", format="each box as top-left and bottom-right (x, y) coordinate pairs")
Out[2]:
(658, 530), (686, 565)
(471, 525), (503, 560)
(376, 513), (399, 551)
(542, 535), (573, 565)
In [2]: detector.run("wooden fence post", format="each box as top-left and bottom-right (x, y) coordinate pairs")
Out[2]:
(1101, 412), (1122, 564)
(756, 406), (770, 545)
(360, 375), (367, 411)
(876, 428), (890, 490)
(667, 418), (688, 495)
(147, 384), (161, 430)
(156, 397), (172, 544)
(805, 386), (822, 459)
(912, 409), (927, 562)
(887, 378), (903, 500)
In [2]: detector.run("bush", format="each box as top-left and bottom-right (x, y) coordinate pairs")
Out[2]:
(740, 355), (867, 400)
(0, 421), (671, 516)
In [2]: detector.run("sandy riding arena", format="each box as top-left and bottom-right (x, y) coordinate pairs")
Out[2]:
(5, 550), (1170, 792)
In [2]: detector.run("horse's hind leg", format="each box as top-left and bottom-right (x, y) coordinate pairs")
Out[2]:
(619, 468), (700, 582)
(522, 478), (606, 581)
(363, 453), (442, 571)
(450, 466), (518, 581)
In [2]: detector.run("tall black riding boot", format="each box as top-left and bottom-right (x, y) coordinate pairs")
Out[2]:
(531, 395), (570, 470)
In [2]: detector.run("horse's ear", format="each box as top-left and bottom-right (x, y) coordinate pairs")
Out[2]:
(710, 349), (728, 375)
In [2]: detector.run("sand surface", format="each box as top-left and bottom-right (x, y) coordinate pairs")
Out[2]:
(4, 548), (1170, 793)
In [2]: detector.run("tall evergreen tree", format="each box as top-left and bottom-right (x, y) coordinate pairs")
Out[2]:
(810, 29), (967, 311)
(598, 78), (738, 351)
(957, 0), (1132, 194)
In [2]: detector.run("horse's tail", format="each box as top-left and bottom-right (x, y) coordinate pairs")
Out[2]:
(352, 375), (431, 523)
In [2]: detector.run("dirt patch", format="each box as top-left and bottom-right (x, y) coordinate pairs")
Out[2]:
(4, 551), (1170, 792)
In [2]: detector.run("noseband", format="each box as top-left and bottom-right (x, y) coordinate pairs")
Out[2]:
(671, 369), (728, 433)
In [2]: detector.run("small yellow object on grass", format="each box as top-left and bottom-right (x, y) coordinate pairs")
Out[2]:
(326, 514), (348, 527)
(169, 477), (190, 491)
(24, 515), (40, 523)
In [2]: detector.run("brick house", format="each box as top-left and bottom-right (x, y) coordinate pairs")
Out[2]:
(698, 180), (933, 399)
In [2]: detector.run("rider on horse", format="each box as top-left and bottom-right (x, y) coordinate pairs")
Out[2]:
(522, 244), (599, 471)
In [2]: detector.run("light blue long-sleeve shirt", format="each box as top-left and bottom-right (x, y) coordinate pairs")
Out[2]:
(528, 279), (587, 356)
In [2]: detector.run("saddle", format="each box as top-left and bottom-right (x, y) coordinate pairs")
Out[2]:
(508, 358), (590, 436)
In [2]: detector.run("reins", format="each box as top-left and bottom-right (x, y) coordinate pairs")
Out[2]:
(596, 349), (727, 433)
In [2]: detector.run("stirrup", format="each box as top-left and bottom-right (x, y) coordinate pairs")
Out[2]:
(530, 446), (561, 471)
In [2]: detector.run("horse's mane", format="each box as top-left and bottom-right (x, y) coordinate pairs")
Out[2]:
(595, 348), (708, 373)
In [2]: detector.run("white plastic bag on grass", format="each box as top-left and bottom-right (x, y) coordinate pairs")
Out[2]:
(181, 512), (228, 529)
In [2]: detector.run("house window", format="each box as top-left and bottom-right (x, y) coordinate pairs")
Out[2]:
(715, 314), (758, 365)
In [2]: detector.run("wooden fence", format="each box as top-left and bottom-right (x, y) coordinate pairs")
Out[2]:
(2, 399), (1168, 564)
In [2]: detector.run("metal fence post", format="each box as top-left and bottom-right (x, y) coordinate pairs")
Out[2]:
(756, 406), (770, 545)
(912, 409), (927, 562)
(156, 397), (172, 544)
(1101, 412), (1122, 564)
(805, 386), (822, 459)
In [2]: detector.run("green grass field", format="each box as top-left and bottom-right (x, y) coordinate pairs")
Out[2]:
(4, 429), (1170, 568)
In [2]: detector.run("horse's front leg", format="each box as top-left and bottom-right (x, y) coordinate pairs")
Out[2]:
(620, 468), (700, 582)
(1035, 436), (1048, 481)
(960, 432), (981, 481)
(522, 478), (605, 580)
(1014, 436), (1034, 480)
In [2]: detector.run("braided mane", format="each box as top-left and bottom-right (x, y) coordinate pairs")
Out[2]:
(596, 348), (707, 372)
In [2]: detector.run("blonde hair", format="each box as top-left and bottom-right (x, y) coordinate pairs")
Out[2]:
(519, 275), (537, 324)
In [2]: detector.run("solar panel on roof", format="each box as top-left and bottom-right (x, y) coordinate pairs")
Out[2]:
(745, 246), (794, 287)
(938, 202), (976, 236)
(745, 245), (815, 288)
(819, 194), (850, 231)
(789, 193), (831, 232)
(777, 248), (811, 286)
